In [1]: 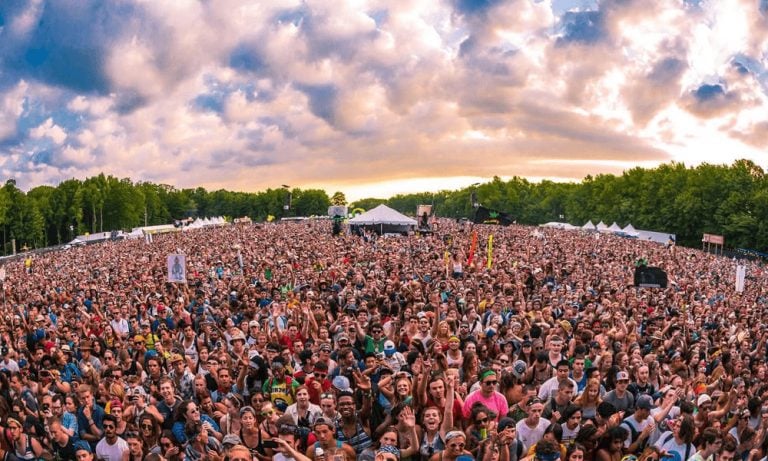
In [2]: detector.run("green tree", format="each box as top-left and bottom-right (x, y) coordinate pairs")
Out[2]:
(331, 191), (347, 206)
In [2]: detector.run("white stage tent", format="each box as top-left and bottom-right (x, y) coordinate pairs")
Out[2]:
(348, 204), (417, 234)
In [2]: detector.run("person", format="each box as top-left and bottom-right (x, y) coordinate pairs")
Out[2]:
(594, 426), (628, 461)
(273, 415), (313, 461)
(653, 415), (695, 461)
(463, 368), (508, 422)
(602, 371), (634, 413)
(75, 441), (95, 461)
(124, 431), (145, 461)
(336, 389), (373, 455)
(50, 418), (78, 459)
(542, 379), (575, 422)
(306, 417), (356, 460)
(564, 443), (586, 461)
(77, 384), (106, 450)
(1, 413), (47, 460)
(264, 359), (299, 411)
(284, 385), (322, 430)
(620, 394), (656, 453)
(95, 413), (129, 461)
(538, 361), (577, 401)
(516, 398), (550, 452)
(688, 427), (721, 461)
(429, 431), (472, 461)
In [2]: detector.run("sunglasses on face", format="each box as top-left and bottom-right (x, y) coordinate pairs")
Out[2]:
(449, 443), (465, 449)
(483, 380), (497, 386)
(476, 417), (488, 424)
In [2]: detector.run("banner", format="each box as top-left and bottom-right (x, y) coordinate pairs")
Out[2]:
(736, 265), (746, 293)
(467, 231), (478, 266)
(167, 254), (187, 283)
(473, 206), (513, 226)
(487, 234), (494, 269)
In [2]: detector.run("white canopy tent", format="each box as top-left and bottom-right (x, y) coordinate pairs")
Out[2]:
(348, 204), (417, 235)
(596, 221), (609, 232)
(608, 222), (622, 232)
(582, 220), (596, 231)
(622, 223), (639, 237)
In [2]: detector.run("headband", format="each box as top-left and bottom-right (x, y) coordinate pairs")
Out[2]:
(479, 369), (496, 381)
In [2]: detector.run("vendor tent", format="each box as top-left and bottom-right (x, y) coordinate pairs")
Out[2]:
(596, 221), (609, 232)
(608, 222), (622, 232)
(348, 204), (417, 234)
(582, 220), (596, 231)
(622, 223), (639, 237)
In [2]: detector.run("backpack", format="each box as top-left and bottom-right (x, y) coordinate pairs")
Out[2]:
(621, 417), (648, 451)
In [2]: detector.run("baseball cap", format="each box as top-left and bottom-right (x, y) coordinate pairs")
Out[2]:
(636, 394), (654, 410)
(697, 394), (712, 407)
(383, 340), (396, 356)
(222, 434), (242, 446)
(512, 360), (528, 379)
(498, 417), (516, 432)
(332, 375), (351, 392)
(616, 371), (629, 381)
(248, 320), (259, 328)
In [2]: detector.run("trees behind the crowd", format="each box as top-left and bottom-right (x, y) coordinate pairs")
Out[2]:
(2, 159), (767, 252)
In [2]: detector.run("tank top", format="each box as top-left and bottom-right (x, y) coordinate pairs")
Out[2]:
(183, 338), (199, 364)
(420, 432), (445, 461)
(336, 421), (372, 454)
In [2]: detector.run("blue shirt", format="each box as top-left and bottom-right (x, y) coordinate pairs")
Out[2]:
(77, 404), (106, 449)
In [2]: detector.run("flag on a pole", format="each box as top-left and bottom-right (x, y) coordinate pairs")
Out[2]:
(487, 234), (494, 269)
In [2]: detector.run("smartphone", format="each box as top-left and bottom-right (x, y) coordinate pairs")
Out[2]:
(263, 440), (279, 449)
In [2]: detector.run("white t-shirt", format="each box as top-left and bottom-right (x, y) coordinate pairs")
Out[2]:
(516, 417), (551, 452)
(621, 414), (654, 448)
(654, 432), (693, 461)
(95, 436), (129, 461)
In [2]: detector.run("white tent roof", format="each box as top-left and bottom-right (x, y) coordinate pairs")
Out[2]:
(608, 222), (622, 232)
(348, 204), (417, 226)
(582, 220), (596, 230)
(622, 223), (639, 236)
(596, 221), (608, 230)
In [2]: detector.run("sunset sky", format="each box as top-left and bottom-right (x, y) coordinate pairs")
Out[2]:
(0, 0), (766, 200)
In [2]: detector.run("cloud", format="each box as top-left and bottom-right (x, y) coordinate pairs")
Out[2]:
(0, 0), (766, 197)
(29, 117), (67, 145)
(0, 80), (28, 142)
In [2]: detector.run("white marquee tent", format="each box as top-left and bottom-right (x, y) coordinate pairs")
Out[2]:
(348, 204), (417, 234)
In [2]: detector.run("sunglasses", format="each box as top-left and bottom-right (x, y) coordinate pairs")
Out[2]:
(141, 424), (154, 429)
(449, 443), (465, 449)
(476, 417), (488, 424)
(315, 374), (327, 379)
(483, 380), (497, 386)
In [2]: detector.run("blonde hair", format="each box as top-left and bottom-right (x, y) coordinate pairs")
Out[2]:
(574, 378), (602, 407)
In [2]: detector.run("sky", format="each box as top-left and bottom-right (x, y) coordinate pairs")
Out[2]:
(0, 0), (767, 202)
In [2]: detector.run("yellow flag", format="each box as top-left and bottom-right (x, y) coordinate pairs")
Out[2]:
(266, 215), (275, 222)
(487, 234), (494, 269)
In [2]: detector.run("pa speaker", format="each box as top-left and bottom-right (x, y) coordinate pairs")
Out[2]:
(634, 266), (668, 288)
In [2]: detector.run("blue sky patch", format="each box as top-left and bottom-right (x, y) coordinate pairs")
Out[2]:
(453, 0), (504, 15)
(296, 84), (338, 125)
(648, 57), (685, 84)
(229, 44), (265, 73)
(694, 83), (725, 101)
(556, 10), (605, 46)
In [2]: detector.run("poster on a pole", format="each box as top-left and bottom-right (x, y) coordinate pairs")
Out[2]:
(167, 254), (187, 283)
(735, 265), (746, 293)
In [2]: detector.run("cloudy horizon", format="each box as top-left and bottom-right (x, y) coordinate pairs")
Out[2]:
(0, 0), (766, 201)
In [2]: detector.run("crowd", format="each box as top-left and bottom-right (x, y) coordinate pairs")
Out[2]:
(0, 218), (765, 461)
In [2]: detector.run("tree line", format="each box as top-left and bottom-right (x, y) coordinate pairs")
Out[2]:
(0, 174), (334, 253)
(350, 159), (768, 251)
(2, 160), (767, 254)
